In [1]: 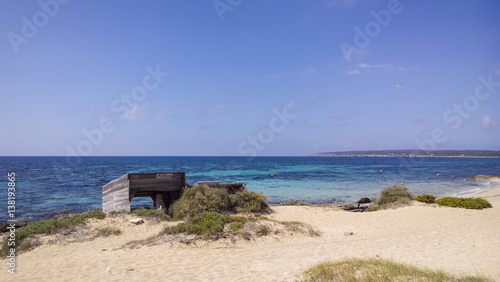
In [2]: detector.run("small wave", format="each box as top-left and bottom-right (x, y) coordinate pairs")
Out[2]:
(453, 188), (482, 197)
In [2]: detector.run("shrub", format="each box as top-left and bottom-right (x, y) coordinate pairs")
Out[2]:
(381, 197), (411, 209)
(229, 221), (245, 232)
(366, 205), (380, 212)
(300, 258), (490, 281)
(283, 200), (297, 205)
(169, 185), (233, 219)
(256, 225), (271, 236)
(436, 197), (492, 210)
(164, 212), (247, 236)
(378, 185), (413, 208)
(132, 208), (173, 221)
(233, 190), (269, 213)
(97, 227), (122, 237)
(85, 210), (106, 220)
(169, 185), (270, 219)
(415, 194), (436, 204)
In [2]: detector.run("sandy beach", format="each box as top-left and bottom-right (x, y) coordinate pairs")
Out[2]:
(3, 180), (500, 281)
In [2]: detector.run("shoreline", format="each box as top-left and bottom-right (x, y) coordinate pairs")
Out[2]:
(2, 176), (497, 223)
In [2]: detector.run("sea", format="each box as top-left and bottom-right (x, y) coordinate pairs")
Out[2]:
(1, 156), (499, 222)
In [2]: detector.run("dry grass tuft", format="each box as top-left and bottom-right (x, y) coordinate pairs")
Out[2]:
(300, 258), (492, 281)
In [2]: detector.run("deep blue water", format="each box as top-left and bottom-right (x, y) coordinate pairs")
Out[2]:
(1, 156), (499, 222)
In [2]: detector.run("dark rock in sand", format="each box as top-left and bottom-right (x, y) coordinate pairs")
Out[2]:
(356, 197), (371, 204)
(342, 197), (375, 212)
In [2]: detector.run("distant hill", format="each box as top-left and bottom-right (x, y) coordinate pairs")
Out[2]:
(306, 150), (500, 158)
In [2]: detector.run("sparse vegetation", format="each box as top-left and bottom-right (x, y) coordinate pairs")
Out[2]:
(366, 205), (380, 212)
(300, 258), (491, 282)
(415, 194), (436, 204)
(107, 210), (129, 217)
(377, 185), (413, 209)
(164, 212), (247, 236)
(97, 227), (122, 237)
(132, 208), (173, 221)
(1, 210), (106, 257)
(436, 197), (492, 210)
(469, 175), (500, 180)
(256, 225), (271, 236)
(282, 200), (312, 206)
(276, 220), (321, 237)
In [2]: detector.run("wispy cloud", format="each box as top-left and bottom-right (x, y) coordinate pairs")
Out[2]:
(482, 115), (499, 128)
(356, 63), (419, 72)
(121, 103), (149, 121)
(207, 103), (228, 116)
(347, 69), (360, 75)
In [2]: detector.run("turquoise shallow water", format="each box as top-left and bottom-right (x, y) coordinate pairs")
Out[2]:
(1, 156), (499, 221)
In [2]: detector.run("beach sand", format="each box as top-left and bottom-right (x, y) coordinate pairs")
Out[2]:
(3, 180), (500, 281)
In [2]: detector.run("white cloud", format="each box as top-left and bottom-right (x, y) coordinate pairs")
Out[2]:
(207, 103), (228, 116)
(482, 115), (499, 128)
(357, 63), (392, 69)
(347, 69), (360, 75)
(121, 103), (149, 121)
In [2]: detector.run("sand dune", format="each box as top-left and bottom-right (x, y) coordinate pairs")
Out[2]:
(3, 182), (500, 281)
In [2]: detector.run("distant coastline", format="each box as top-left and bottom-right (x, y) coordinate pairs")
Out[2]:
(306, 150), (500, 158)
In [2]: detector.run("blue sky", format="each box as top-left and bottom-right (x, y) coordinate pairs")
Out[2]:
(1, 0), (499, 156)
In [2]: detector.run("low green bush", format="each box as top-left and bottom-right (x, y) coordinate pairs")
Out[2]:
(436, 197), (492, 210)
(164, 212), (247, 236)
(377, 185), (413, 209)
(169, 185), (233, 219)
(415, 194), (436, 204)
(366, 205), (380, 212)
(283, 200), (297, 205)
(233, 190), (269, 213)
